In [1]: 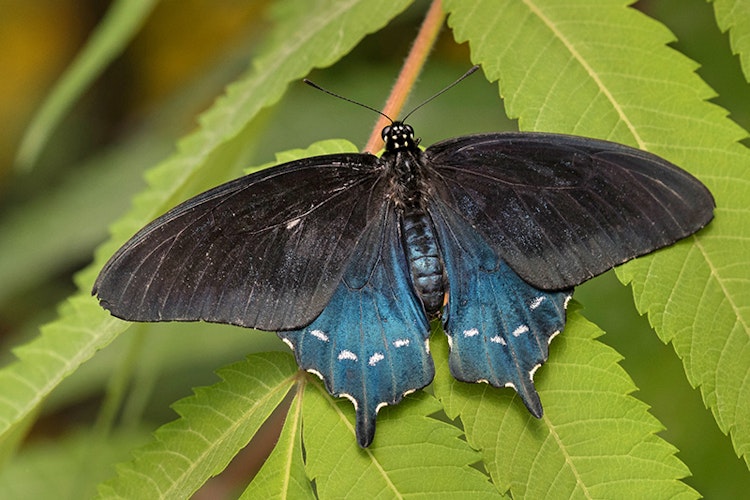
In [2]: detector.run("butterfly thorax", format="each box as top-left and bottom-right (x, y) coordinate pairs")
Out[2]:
(381, 122), (425, 206)
(380, 122), (446, 315)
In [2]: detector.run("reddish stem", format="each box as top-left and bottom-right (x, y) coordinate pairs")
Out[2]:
(363, 0), (446, 153)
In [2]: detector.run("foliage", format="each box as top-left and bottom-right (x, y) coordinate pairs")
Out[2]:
(0, 0), (748, 498)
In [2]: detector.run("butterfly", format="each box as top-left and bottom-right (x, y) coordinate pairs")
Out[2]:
(93, 69), (714, 447)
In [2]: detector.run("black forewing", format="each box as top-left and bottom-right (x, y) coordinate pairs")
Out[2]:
(424, 132), (715, 290)
(93, 153), (387, 331)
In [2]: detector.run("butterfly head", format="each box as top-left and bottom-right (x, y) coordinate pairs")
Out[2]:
(382, 122), (418, 152)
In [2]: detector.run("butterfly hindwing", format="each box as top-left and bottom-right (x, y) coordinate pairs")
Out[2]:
(278, 207), (434, 447)
(93, 154), (386, 330)
(425, 132), (714, 290)
(430, 201), (572, 415)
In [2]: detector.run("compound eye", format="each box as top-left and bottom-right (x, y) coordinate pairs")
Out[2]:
(381, 125), (391, 140)
(404, 124), (414, 136)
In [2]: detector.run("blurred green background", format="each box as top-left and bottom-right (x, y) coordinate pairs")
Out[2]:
(0, 0), (748, 497)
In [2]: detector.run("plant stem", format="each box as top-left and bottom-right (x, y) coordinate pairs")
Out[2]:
(363, 0), (446, 153)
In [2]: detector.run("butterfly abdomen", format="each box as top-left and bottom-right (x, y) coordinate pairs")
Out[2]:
(400, 207), (445, 315)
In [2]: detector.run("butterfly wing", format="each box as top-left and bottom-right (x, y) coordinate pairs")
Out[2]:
(430, 200), (572, 415)
(93, 153), (387, 331)
(279, 206), (433, 447)
(424, 132), (715, 290)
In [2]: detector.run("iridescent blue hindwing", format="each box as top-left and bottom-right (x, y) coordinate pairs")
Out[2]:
(278, 207), (433, 447)
(430, 201), (572, 416)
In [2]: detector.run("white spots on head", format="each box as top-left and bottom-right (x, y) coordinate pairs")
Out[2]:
(375, 402), (389, 414)
(530, 296), (545, 310)
(368, 352), (385, 366)
(310, 329), (329, 342)
(529, 363), (541, 381)
(393, 338), (410, 348)
(339, 393), (358, 410)
(338, 350), (358, 362)
(306, 368), (324, 381)
(564, 294), (573, 309)
(490, 335), (507, 345)
(512, 324), (530, 337)
(463, 328), (479, 338)
(285, 218), (301, 230)
(281, 338), (294, 351)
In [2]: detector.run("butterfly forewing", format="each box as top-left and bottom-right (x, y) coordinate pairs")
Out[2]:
(424, 132), (715, 290)
(93, 154), (387, 331)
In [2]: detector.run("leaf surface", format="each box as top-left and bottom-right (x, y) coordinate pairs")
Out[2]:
(303, 382), (502, 499)
(713, 0), (750, 82)
(445, 0), (750, 468)
(433, 307), (698, 498)
(97, 353), (297, 499)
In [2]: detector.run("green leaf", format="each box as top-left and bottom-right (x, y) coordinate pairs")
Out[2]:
(0, 428), (152, 500)
(239, 389), (314, 499)
(0, 0), (411, 447)
(97, 353), (298, 499)
(0, 295), (123, 443)
(14, 0), (158, 171)
(433, 306), (697, 498)
(712, 0), (750, 83)
(445, 0), (750, 468)
(303, 380), (502, 499)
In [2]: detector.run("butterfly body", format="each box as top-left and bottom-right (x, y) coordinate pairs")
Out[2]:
(94, 119), (714, 447)
(400, 205), (446, 314)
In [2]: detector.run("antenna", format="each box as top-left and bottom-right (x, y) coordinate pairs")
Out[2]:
(303, 65), (480, 122)
(303, 79), (393, 123)
(401, 65), (479, 122)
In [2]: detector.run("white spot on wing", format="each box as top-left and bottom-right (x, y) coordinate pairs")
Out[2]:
(368, 352), (385, 366)
(425, 339), (431, 354)
(306, 368), (324, 381)
(286, 218), (301, 230)
(529, 363), (541, 381)
(504, 382), (517, 390)
(375, 402), (389, 414)
(530, 296), (545, 309)
(463, 328), (479, 338)
(490, 335), (507, 345)
(281, 338), (294, 351)
(339, 393), (358, 410)
(338, 350), (358, 361)
(310, 329), (329, 342)
(393, 339), (410, 348)
(512, 325), (530, 337)
(547, 330), (561, 344)
(564, 294), (573, 309)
